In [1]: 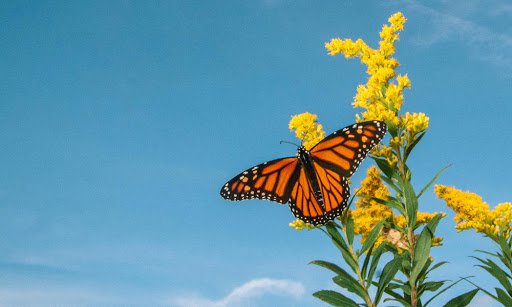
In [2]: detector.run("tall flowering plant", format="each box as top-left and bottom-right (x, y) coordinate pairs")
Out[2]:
(435, 186), (512, 305)
(289, 13), (479, 307)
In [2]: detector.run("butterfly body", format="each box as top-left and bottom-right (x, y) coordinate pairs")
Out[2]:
(221, 121), (387, 226)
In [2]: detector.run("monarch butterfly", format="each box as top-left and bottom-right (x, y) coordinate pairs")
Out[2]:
(220, 121), (387, 226)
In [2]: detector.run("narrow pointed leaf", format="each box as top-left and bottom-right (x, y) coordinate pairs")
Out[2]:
(309, 260), (346, 276)
(380, 175), (402, 194)
(417, 165), (451, 198)
(313, 290), (359, 307)
(332, 274), (368, 301)
(495, 288), (512, 306)
(475, 260), (512, 293)
(346, 218), (355, 246)
(459, 277), (498, 302)
(403, 181), (418, 229)
(325, 223), (358, 273)
(418, 281), (447, 296)
(383, 289), (410, 307)
(426, 261), (449, 275)
(361, 245), (374, 279)
(443, 289), (479, 307)
(375, 257), (401, 305)
(424, 277), (472, 307)
(367, 196), (406, 216)
(403, 131), (426, 163)
(373, 157), (395, 179)
(386, 120), (398, 138)
(410, 214), (443, 284)
(496, 236), (512, 263)
(367, 242), (387, 286)
(360, 219), (385, 256)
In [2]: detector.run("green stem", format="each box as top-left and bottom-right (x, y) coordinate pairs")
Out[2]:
(342, 225), (375, 307)
(395, 139), (417, 307)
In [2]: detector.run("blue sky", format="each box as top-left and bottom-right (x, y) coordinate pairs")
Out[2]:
(1, 0), (511, 306)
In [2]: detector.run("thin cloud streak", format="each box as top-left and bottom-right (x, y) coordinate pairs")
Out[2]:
(168, 278), (305, 307)
(398, 0), (512, 68)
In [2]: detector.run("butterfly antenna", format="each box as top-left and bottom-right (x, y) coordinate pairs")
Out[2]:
(280, 140), (300, 148)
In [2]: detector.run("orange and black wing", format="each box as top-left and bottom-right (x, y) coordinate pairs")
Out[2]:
(220, 157), (300, 204)
(287, 165), (350, 226)
(310, 120), (387, 177)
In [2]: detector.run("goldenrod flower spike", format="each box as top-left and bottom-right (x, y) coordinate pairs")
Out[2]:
(288, 112), (325, 150)
(435, 185), (512, 239)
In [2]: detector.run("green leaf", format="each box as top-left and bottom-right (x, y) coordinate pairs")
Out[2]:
(426, 261), (449, 275)
(373, 157), (396, 179)
(383, 289), (411, 307)
(309, 260), (346, 276)
(367, 196), (406, 216)
(403, 131), (426, 163)
(332, 274), (368, 301)
(495, 288), (512, 306)
(380, 175), (402, 194)
(403, 181), (418, 229)
(472, 256), (512, 293)
(386, 120), (398, 138)
(417, 256), (433, 280)
(346, 218), (355, 246)
(313, 290), (359, 307)
(443, 289), (479, 307)
(367, 242), (387, 286)
(325, 223), (358, 273)
(361, 244), (374, 280)
(496, 236), (512, 263)
(424, 277), (472, 307)
(374, 257), (401, 305)
(458, 276), (499, 302)
(417, 165), (451, 199)
(418, 281), (447, 297)
(360, 219), (385, 256)
(410, 214), (443, 284)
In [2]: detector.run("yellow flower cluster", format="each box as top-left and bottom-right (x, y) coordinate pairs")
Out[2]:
(351, 166), (392, 239)
(325, 13), (406, 124)
(325, 12), (428, 164)
(435, 185), (512, 239)
(350, 167), (443, 248)
(289, 219), (314, 230)
(288, 112), (326, 150)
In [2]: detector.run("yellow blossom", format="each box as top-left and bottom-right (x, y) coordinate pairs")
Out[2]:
(288, 112), (325, 150)
(289, 219), (314, 230)
(435, 185), (512, 239)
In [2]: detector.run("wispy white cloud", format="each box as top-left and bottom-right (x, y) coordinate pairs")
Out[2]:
(167, 278), (305, 307)
(468, 294), (500, 307)
(396, 0), (512, 68)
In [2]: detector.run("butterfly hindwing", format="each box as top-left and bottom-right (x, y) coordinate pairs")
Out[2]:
(220, 157), (300, 204)
(287, 167), (324, 224)
(287, 165), (350, 226)
(310, 120), (387, 177)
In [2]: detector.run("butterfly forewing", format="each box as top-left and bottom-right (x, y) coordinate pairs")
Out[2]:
(220, 157), (299, 204)
(310, 121), (387, 177)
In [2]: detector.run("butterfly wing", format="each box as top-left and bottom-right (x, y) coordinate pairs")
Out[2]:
(287, 165), (350, 226)
(220, 157), (300, 204)
(310, 120), (387, 177)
